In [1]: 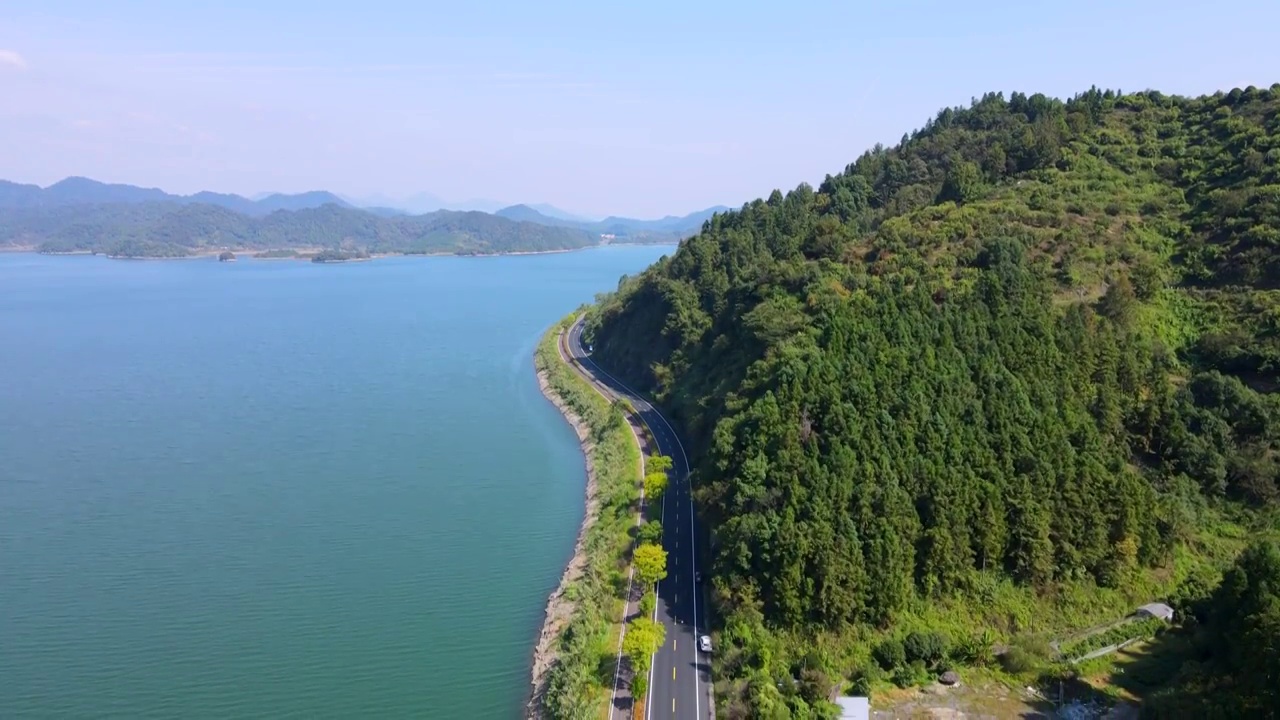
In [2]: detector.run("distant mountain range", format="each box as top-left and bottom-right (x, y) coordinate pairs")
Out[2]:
(0, 177), (355, 218)
(0, 176), (727, 257)
(0, 177), (726, 259)
(495, 203), (731, 243)
(524, 203), (599, 224)
(339, 194), (605, 221)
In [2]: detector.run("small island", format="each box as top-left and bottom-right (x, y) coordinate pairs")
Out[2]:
(218, 251), (236, 262)
(310, 249), (371, 263)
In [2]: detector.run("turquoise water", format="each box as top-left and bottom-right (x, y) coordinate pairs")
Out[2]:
(0, 247), (671, 719)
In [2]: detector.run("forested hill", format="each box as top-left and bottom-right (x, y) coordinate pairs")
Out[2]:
(0, 202), (597, 257)
(586, 85), (1280, 715)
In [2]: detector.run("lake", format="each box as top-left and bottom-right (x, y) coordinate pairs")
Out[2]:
(0, 246), (672, 719)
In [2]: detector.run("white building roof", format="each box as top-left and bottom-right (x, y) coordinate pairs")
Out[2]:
(836, 696), (870, 720)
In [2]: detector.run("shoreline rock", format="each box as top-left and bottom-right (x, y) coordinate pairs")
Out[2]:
(526, 363), (601, 717)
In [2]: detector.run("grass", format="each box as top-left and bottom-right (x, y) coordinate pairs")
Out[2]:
(534, 313), (643, 719)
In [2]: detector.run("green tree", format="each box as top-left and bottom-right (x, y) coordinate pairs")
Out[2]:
(1098, 274), (1138, 328)
(634, 543), (668, 587)
(938, 158), (985, 204)
(622, 616), (666, 681)
(637, 520), (663, 545)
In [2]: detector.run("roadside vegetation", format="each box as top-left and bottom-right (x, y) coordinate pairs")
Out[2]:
(533, 314), (675, 719)
(585, 85), (1280, 717)
(534, 313), (642, 718)
(623, 458), (671, 704)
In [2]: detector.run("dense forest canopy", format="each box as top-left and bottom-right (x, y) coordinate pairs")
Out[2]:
(586, 84), (1280, 715)
(1139, 538), (1280, 717)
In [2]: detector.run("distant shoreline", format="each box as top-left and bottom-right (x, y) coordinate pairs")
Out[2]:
(0, 242), (677, 262)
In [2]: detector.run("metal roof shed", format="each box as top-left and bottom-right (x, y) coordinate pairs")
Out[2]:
(1136, 602), (1175, 621)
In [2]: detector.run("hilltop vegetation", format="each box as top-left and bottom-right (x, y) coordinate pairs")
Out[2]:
(0, 202), (597, 257)
(585, 84), (1280, 716)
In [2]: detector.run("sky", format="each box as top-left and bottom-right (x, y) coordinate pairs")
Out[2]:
(2, 1), (1278, 218)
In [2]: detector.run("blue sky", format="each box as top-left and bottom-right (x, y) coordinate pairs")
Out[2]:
(2, 1), (1278, 217)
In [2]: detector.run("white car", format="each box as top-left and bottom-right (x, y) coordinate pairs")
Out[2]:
(698, 635), (712, 653)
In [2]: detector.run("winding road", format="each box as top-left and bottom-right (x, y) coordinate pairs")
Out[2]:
(564, 317), (713, 719)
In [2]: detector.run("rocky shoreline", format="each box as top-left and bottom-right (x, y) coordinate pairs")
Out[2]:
(526, 364), (601, 717)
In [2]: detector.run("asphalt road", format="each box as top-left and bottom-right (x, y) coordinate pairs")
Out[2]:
(566, 318), (713, 719)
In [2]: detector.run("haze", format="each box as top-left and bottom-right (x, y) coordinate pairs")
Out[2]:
(2, 0), (1277, 218)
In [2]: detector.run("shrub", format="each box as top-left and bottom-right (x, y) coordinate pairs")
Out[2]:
(904, 630), (949, 666)
(637, 520), (663, 545)
(891, 660), (931, 688)
(1000, 636), (1053, 674)
(873, 638), (906, 671)
(951, 629), (996, 666)
(847, 669), (874, 697)
(798, 666), (835, 705)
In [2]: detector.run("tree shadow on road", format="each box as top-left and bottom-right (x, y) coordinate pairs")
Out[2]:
(598, 651), (630, 687)
(598, 652), (636, 716)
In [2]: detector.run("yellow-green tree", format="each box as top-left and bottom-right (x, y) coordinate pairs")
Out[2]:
(647, 455), (673, 474)
(634, 542), (668, 586)
(644, 471), (668, 501)
(623, 616), (667, 697)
